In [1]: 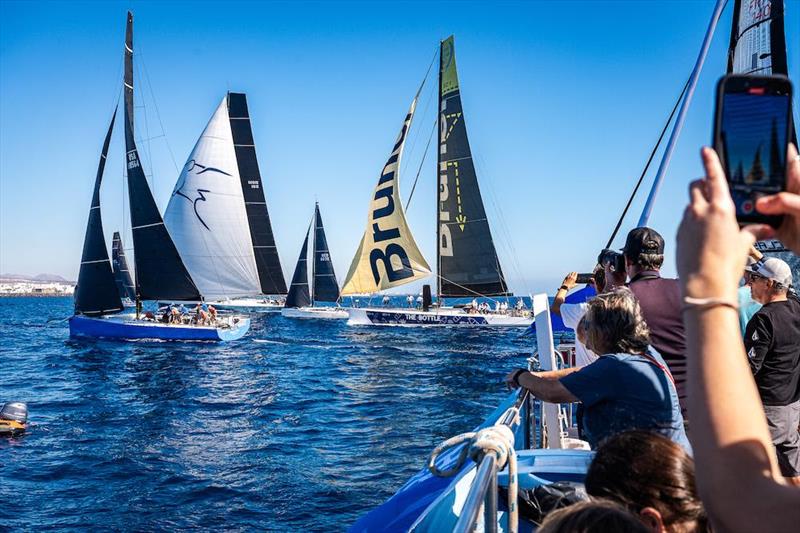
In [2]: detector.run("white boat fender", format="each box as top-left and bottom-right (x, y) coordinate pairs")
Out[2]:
(426, 404), (520, 533)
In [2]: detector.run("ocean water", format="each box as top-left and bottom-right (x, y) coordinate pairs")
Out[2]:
(0, 297), (536, 531)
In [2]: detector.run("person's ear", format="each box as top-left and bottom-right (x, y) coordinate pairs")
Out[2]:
(639, 507), (666, 532)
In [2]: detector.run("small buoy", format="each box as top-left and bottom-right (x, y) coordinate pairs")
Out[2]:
(0, 402), (28, 437)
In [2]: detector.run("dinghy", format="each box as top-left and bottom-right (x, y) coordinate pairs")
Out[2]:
(69, 12), (249, 342)
(341, 36), (532, 328)
(281, 203), (348, 319)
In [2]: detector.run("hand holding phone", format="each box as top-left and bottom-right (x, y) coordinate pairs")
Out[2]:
(713, 75), (793, 227)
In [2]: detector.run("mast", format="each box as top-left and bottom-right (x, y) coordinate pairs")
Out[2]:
(123, 11), (201, 303)
(227, 92), (288, 296)
(112, 231), (136, 301)
(437, 35), (509, 298)
(312, 203), (340, 303)
(74, 109), (124, 316)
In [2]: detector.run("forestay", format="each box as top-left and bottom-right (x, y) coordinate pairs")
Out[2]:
(164, 97), (262, 301)
(341, 98), (431, 295)
(437, 36), (509, 298)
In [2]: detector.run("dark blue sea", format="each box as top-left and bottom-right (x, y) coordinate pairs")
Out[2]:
(0, 297), (538, 531)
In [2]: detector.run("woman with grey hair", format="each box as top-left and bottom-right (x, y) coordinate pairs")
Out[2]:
(506, 287), (690, 451)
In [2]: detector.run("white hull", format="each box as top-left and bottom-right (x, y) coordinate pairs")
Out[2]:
(280, 306), (349, 320)
(347, 307), (533, 327)
(209, 297), (284, 313)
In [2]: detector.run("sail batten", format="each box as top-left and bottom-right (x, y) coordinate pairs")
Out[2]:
(227, 92), (287, 296)
(75, 109), (124, 316)
(312, 203), (340, 302)
(341, 99), (432, 295)
(437, 36), (509, 298)
(164, 96), (262, 301)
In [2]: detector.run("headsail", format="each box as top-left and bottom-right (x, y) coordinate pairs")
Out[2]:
(123, 11), (201, 302)
(74, 109), (124, 316)
(312, 203), (340, 302)
(227, 92), (288, 295)
(341, 99), (431, 295)
(437, 36), (508, 297)
(112, 231), (136, 302)
(285, 224), (312, 309)
(164, 97), (262, 300)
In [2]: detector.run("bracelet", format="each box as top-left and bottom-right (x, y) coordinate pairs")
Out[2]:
(511, 368), (527, 386)
(558, 285), (569, 292)
(681, 296), (739, 313)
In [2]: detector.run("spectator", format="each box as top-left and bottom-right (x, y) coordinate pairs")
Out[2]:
(737, 254), (763, 335)
(676, 145), (800, 532)
(743, 256), (800, 483)
(506, 287), (689, 451)
(623, 226), (688, 415)
(585, 431), (709, 532)
(537, 500), (650, 533)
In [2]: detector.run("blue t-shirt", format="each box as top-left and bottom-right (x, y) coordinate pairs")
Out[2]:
(559, 349), (691, 453)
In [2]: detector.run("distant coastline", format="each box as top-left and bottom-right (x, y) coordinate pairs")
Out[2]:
(0, 274), (75, 297)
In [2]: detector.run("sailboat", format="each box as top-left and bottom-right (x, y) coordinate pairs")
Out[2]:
(281, 203), (348, 319)
(353, 1), (796, 530)
(69, 12), (250, 342)
(342, 36), (533, 327)
(112, 231), (135, 307)
(202, 92), (288, 313)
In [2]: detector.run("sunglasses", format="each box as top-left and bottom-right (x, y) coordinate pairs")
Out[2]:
(746, 272), (767, 282)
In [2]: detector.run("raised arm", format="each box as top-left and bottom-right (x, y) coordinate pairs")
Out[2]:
(676, 147), (800, 532)
(551, 272), (578, 316)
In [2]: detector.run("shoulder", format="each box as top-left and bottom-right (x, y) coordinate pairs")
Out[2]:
(560, 302), (588, 326)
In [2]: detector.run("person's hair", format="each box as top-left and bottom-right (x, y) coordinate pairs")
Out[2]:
(585, 431), (709, 532)
(581, 287), (650, 355)
(592, 265), (606, 293)
(628, 251), (664, 270)
(537, 499), (650, 533)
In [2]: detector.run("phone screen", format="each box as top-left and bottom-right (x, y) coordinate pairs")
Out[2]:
(719, 90), (791, 219)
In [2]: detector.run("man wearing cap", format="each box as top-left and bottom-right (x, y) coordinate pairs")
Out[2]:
(622, 227), (688, 415)
(744, 257), (800, 484)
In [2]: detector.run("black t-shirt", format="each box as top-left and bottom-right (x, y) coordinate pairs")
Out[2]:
(744, 298), (800, 406)
(628, 271), (688, 406)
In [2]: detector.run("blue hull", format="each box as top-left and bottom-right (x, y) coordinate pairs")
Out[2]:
(69, 315), (250, 342)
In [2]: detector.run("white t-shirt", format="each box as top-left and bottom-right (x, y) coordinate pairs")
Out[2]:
(560, 302), (597, 367)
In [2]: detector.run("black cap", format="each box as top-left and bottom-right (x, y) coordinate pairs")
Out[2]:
(621, 227), (665, 257)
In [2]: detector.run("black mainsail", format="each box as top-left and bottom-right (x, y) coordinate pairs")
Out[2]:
(312, 203), (340, 303)
(227, 92), (287, 296)
(123, 11), (200, 302)
(112, 231), (136, 301)
(74, 110), (124, 316)
(285, 224), (311, 309)
(437, 35), (509, 298)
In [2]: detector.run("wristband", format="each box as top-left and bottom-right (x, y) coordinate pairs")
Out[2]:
(681, 296), (739, 313)
(511, 368), (527, 386)
(558, 285), (569, 292)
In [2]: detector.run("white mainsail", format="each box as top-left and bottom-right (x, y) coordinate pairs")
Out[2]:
(341, 98), (431, 295)
(164, 97), (261, 300)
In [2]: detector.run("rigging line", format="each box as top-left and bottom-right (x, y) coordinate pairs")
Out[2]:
(139, 49), (180, 174)
(435, 273), (505, 303)
(637, 0), (727, 227)
(401, 46), (439, 184)
(405, 119), (438, 211)
(605, 75), (690, 250)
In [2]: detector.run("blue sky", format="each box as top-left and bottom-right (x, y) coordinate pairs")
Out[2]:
(1, 1), (798, 294)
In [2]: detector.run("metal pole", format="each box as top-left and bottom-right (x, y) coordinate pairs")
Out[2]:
(453, 455), (497, 533)
(637, 0), (727, 227)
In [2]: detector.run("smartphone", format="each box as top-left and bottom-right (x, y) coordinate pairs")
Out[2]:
(575, 273), (594, 284)
(713, 75), (793, 227)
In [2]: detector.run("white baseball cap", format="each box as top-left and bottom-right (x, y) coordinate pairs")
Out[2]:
(747, 257), (793, 287)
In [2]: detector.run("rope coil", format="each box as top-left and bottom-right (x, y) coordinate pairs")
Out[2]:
(427, 405), (521, 533)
